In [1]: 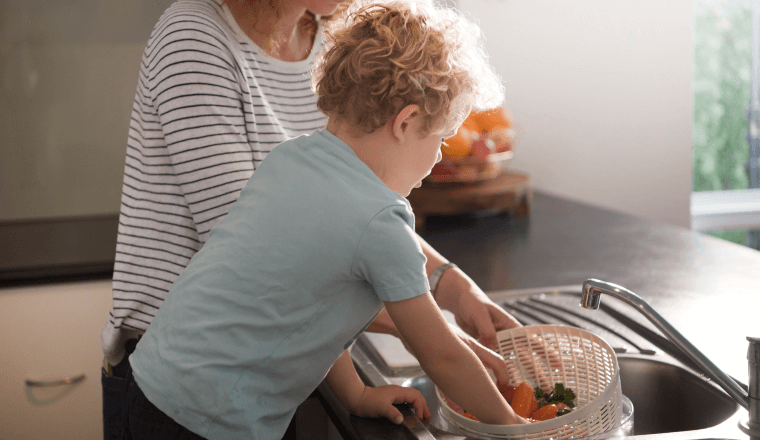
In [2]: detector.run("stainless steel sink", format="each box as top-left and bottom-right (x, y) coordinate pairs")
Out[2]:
(350, 286), (749, 439)
(617, 356), (738, 435)
(396, 355), (739, 437)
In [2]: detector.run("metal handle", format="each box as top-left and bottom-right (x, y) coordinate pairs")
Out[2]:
(581, 279), (750, 410)
(25, 373), (86, 388)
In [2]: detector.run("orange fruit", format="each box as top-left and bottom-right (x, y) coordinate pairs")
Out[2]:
(461, 113), (480, 132)
(469, 107), (513, 132)
(510, 382), (537, 418)
(441, 127), (475, 161)
(532, 404), (559, 421)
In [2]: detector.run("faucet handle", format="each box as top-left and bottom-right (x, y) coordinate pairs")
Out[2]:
(749, 337), (760, 361)
(742, 337), (760, 438)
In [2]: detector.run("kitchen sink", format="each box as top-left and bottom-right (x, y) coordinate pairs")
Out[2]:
(349, 286), (748, 439)
(617, 356), (738, 435)
(399, 355), (739, 437)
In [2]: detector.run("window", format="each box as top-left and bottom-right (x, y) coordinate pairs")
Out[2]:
(692, 0), (760, 248)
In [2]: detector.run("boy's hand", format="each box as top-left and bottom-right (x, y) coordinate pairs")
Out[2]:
(448, 324), (514, 392)
(352, 385), (431, 425)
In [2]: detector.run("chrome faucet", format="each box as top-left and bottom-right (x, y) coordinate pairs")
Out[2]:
(580, 279), (760, 439)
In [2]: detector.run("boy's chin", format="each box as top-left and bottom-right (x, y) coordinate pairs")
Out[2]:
(406, 181), (422, 195)
(400, 181), (423, 197)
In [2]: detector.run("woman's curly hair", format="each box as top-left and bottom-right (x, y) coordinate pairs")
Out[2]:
(312, 0), (504, 136)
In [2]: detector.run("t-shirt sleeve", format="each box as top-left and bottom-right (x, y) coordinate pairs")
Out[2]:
(352, 204), (430, 302)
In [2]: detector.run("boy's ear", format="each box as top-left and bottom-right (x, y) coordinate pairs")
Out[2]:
(392, 104), (421, 142)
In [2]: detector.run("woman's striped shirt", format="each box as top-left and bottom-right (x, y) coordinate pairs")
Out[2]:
(102, 0), (328, 365)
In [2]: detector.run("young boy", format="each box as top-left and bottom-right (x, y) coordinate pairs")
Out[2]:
(126, 1), (527, 438)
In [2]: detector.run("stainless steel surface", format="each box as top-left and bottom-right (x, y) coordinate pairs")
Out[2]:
(25, 373), (86, 388)
(617, 357), (736, 435)
(581, 278), (750, 411)
(351, 285), (750, 440)
(742, 337), (760, 439)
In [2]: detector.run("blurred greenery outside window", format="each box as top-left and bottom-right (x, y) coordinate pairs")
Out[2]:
(693, 0), (760, 247)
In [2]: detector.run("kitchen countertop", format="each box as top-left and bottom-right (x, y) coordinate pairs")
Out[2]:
(318, 190), (760, 440)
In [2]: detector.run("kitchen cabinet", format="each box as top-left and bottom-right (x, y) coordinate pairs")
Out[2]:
(0, 280), (112, 440)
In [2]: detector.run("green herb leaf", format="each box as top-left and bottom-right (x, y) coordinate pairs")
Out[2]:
(534, 383), (577, 409)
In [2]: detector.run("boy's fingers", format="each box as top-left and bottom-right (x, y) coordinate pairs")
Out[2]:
(478, 347), (510, 388)
(385, 405), (404, 424)
(463, 336), (511, 389)
(391, 388), (430, 421)
(415, 399), (431, 420)
(406, 390), (429, 420)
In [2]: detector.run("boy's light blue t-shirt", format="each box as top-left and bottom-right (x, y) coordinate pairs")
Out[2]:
(129, 129), (430, 440)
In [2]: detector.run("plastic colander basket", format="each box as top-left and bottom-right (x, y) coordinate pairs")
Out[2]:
(437, 325), (624, 439)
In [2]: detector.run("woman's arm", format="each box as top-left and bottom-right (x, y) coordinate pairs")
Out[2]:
(384, 292), (527, 425)
(416, 234), (522, 350)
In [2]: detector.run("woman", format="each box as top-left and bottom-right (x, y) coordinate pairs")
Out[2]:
(101, 0), (521, 438)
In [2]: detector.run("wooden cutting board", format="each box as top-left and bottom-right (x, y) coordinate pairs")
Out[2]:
(407, 171), (531, 229)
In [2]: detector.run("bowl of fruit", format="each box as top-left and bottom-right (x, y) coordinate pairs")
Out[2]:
(428, 106), (520, 184)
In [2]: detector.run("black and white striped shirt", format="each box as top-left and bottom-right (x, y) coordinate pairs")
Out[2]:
(102, 0), (328, 364)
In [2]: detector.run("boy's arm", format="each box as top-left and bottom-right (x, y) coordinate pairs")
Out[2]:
(365, 308), (401, 338)
(366, 308), (514, 393)
(325, 350), (431, 424)
(384, 292), (527, 425)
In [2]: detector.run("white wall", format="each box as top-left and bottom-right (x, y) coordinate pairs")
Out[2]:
(461, 0), (694, 228)
(0, 0), (173, 221)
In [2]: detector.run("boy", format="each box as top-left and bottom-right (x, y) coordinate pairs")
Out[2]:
(126, 1), (527, 438)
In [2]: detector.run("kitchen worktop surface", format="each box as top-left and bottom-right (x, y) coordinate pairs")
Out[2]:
(319, 190), (760, 440)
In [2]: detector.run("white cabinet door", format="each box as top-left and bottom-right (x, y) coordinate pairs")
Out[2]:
(0, 279), (112, 440)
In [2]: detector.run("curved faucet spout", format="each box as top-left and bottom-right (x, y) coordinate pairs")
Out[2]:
(580, 278), (750, 411)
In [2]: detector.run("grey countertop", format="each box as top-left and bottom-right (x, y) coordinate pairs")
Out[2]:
(320, 190), (760, 440)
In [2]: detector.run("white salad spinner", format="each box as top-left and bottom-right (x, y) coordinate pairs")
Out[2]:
(437, 325), (624, 439)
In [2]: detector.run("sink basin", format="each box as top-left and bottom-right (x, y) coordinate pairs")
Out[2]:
(617, 356), (738, 435)
(402, 355), (739, 437)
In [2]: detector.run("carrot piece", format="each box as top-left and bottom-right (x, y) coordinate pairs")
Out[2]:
(510, 382), (537, 418)
(463, 412), (480, 421)
(532, 404), (559, 421)
(500, 385), (517, 404)
(444, 395), (465, 415)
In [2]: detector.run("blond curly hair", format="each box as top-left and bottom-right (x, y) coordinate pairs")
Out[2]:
(312, 0), (504, 136)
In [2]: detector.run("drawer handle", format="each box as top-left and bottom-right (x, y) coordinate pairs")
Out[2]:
(25, 373), (86, 388)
